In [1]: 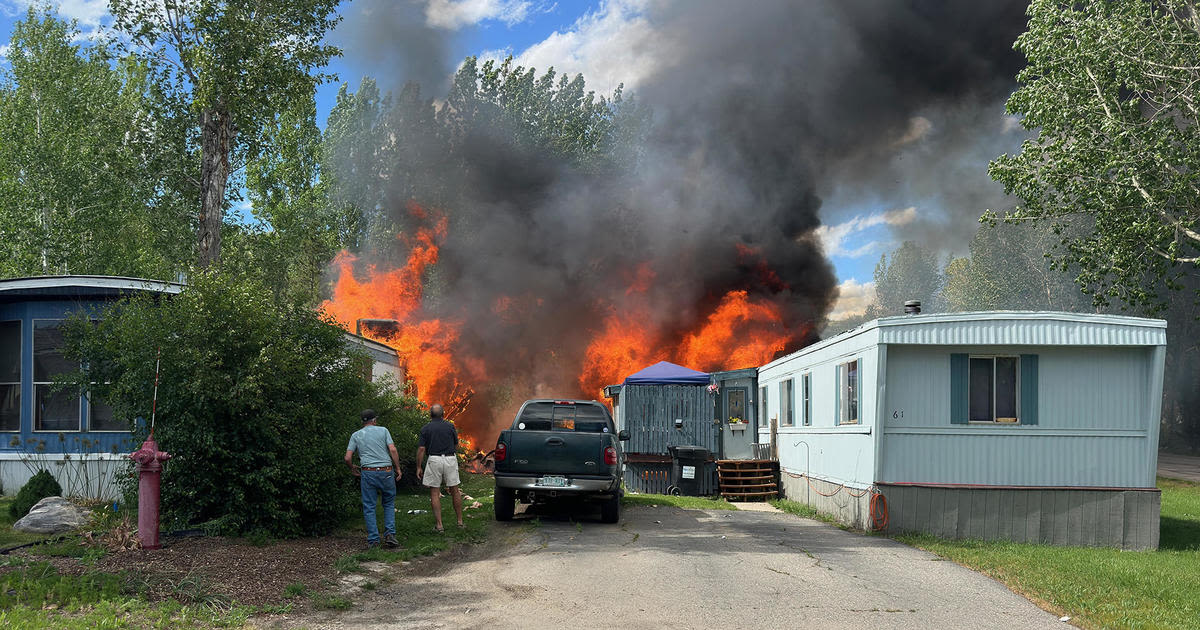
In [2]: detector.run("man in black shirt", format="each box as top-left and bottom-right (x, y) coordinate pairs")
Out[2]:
(416, 404), (464, 532)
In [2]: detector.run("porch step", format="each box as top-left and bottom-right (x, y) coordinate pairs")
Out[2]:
(716, 459), (778, 501)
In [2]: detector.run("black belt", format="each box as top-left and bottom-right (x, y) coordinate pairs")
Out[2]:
(362, 466), (392, 471)
(431, 453), (456, 457)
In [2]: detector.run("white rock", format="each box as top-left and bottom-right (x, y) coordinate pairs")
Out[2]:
(13, 496), (90, 534)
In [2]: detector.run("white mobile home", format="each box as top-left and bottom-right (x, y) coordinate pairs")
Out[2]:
(757, 311), (1165, 550)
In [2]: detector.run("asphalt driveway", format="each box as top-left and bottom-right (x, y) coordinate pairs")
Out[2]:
(294, 501), (1065, 630)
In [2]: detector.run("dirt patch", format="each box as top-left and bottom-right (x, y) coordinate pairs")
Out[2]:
(36, 534), (365, 607)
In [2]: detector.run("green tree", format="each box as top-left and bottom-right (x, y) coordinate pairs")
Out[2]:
(867, 241), (943, 317)
(63, 271), (424, 537)
(941, 222), (1096, 312)
(0, 8), (191, 279)
(109, 0), (342, 268)
(236, 93), (355, 304)
(989, 0), (1200, 310)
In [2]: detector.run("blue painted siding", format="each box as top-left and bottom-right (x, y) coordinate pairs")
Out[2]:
(881, 345), (1158, 487)
(758, 326), (879, 488)
(0, 298), (137, 456)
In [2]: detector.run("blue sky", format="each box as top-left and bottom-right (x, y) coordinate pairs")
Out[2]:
(0, 0), (964, 319)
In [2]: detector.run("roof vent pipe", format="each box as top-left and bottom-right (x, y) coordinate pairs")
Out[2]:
(904, 300), (922, 315)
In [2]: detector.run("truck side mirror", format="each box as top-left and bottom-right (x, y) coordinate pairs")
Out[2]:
(618, 430), (630, 441)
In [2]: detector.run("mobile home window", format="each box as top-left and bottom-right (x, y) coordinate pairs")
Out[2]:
(801, 373), (812, 426)
(1, 321), (19, 431)
(837, 359), (860, 425)
(969, 356), (1019, 423)
(758, 386), (767, 431)
(33, 320), (80, 432)
(780, 379), (794, 426)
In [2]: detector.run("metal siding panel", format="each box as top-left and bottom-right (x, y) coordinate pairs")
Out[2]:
(882, 432), (1149, 487)
(876, 314), (1165, 347)
(1012, 491), (1029, 542)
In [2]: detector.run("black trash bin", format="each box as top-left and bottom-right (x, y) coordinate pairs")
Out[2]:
(668, 445), (710, 496)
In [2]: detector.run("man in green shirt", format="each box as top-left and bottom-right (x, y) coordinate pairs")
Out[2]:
(345, 409), (402, 548)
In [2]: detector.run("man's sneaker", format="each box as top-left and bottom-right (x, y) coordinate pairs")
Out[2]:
(367, 541), (380, 550)
(383, 534), (400, 548)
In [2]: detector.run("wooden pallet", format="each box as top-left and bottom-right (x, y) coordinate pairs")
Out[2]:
(717, 459), (779, 501)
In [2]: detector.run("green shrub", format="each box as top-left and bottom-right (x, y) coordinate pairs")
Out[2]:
(9, 470), (63, 520)
(61, 270), (426, 538)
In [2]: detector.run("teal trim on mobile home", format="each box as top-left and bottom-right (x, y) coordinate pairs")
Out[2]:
(758, 311), (1167, 549)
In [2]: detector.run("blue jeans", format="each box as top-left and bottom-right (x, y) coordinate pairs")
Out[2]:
(360, 470), (396, 544)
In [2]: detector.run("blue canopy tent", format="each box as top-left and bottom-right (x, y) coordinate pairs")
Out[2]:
(623, 361), (710, 385)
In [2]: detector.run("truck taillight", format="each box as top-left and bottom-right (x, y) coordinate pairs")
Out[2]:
(495, 442), (507, 462)
(603, 446), (617, 466)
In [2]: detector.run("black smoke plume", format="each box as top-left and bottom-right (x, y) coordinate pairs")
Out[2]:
(331, 0), (1030, 440)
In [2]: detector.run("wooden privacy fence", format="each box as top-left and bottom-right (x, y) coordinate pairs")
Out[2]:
(622, 384), (719, 495)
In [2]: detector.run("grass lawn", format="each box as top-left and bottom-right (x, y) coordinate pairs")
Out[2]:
(331, 471), (496, 570)
(623, 492), (737, 511)
(0, 472), (501, 628)
(898, 477), (1200, 630)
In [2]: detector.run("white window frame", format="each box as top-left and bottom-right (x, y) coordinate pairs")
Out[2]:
(758, 385), (767, 432)
(0, 319), (20, 433)
(780, 378), (794, 427)
(801, 372), (812, 426)
(968, 355), (1021, 424)
(837, 359), (860, 425)
(32, 319), (81, 433)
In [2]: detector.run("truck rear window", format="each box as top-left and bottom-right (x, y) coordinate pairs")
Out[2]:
(517, 402), (612, 433)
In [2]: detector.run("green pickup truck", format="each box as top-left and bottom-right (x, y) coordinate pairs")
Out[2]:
(493, 399), (629, 523)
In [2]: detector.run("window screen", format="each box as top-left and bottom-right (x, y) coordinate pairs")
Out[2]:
(969, 357), (994, 422)
(838, 360), (860, 425)
(802, 373), (812, 426)
(89, 395), (123, 431)
(33, 320), (79, 431)
(969, 356), (1020, 423)
(780, 379), (793, 426)
(0, 321), (18, 431)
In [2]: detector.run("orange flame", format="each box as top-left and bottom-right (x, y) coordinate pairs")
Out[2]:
(320, 203), (483, 419)
(323, 204), (809, 447)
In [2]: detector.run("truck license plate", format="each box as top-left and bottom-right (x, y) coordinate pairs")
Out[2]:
(537, 475), (568, 487)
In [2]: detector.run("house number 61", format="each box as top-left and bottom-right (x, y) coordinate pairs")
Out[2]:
(892, 410), (904, 419)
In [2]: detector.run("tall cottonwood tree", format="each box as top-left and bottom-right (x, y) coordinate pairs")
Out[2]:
(0, 8), (191, 279)
(109, 0), (342, 268)
(990, 0), (1200, 310)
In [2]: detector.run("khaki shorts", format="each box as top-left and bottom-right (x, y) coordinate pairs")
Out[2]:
(422, 454), (460, 488)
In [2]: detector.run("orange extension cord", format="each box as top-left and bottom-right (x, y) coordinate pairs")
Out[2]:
(869, 491), (889, 531)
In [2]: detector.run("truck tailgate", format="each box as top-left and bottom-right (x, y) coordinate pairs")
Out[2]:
(500, 430), (610, 476)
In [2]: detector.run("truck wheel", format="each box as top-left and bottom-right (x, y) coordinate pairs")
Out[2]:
(600, 493), (621, 524)
(495, 486), (515, 522)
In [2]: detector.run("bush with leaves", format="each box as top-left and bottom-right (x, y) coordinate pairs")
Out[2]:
(9, 470), (64, 520)
(62, 271), (423, 537)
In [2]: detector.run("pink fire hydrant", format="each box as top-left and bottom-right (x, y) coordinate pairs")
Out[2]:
(130, 433), (171, 550)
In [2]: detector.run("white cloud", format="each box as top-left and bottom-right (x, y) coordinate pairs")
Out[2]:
(0, 44), (9, 60)
(2, 1), (110, 40)
(425, 0), (533, 29)
(508, 0), (659, 96)
(828, 279), (875, 320)
(54, 0), (108, 28)
(814, 206), (916, 258)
